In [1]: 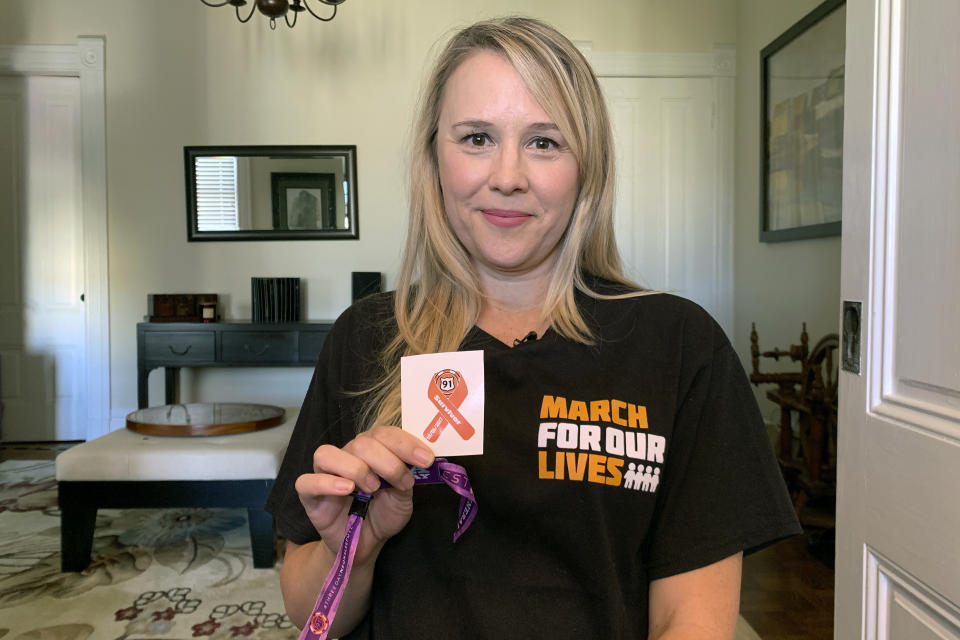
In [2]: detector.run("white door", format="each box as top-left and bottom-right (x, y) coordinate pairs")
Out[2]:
(835, 0), (960, 637)
(0, 74), (86, 442)
(601, 76), (731, 336)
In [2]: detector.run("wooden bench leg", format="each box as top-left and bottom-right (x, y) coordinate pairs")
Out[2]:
(61, 505), (97, 572)
(248, 507), (275, 569)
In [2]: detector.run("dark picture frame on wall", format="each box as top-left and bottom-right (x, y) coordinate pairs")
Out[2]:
(760, 0), (846, 243)
(271, 172), (337, 231)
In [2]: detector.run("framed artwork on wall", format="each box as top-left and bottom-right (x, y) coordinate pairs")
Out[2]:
(271, 172), (337, 231)
(760, 0), (846, 242)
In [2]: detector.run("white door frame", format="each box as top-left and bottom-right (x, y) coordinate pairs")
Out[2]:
(579, 45), (736, 336)
(836, 0), (960, 636)
(0, 39), (110, 440)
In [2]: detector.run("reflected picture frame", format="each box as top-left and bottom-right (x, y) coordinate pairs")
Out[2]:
(760, 0), (846, 242)
(271, 172), (336, 231)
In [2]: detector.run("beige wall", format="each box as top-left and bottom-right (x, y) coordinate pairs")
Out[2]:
(734, 0), (842, 422)
(5, 1), (842, 425)
(1, 0), (738, 416)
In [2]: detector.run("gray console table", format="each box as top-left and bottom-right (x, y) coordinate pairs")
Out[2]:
(137, 321), (334, 409)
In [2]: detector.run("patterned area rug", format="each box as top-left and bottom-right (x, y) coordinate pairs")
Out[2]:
(0, 459), (762, 640)
(0, 460), (296, 640)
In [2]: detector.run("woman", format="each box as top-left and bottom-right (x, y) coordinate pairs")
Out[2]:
(267, 16), (800, 639)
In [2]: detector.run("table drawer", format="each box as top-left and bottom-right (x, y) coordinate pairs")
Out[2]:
(299, 329), (330, 365)
(221, 331), (298, 363)
(144, 332), (215, 364)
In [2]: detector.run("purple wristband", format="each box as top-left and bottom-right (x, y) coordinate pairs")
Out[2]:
(297, 459), (475, 640)
(299, 498), (367, 640)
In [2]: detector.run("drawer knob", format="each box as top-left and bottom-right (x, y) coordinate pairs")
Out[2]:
(168, 344), (192, 356)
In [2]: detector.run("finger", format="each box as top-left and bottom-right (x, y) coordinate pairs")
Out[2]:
(346, 433), (416, 492)
(365, 425), (436, 469)
(294, 471), (356, 499)
(312, 444), (380, 492)
(293, 473), (353, 539)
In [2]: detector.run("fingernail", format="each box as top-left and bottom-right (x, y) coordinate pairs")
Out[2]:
(364, 473), (380, 493)
(334, 479), (353, 493)
(400, 473), (415, 490)
(413, 448), (433, 468)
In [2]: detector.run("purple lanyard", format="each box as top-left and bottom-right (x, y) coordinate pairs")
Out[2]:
(298, 458), (476, 640)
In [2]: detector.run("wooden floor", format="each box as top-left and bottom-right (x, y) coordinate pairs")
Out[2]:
(740, 528), (835, 640)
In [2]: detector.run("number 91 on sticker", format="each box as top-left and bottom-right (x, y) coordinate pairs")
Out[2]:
(400, 351), (484, 457)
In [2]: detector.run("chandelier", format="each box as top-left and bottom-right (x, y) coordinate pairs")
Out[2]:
(200, 0), (346, 30)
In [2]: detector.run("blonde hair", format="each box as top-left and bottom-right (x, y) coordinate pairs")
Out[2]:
(359, 16), (641, 431)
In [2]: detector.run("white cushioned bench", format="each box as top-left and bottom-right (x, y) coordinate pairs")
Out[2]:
(55, 408), (297, 572)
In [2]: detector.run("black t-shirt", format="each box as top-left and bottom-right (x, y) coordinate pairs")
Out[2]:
(266, 282), (801, 639)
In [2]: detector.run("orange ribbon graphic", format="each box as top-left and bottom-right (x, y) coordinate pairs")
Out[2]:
(423, 369), (475, 443)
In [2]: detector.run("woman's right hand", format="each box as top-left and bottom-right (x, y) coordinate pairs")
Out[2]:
(293, 426), (435, 567)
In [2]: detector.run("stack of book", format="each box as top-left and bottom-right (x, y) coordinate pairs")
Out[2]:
(251, 277), (300, 323)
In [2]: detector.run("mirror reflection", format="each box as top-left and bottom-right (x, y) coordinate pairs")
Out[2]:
(185, 146), (358, 241)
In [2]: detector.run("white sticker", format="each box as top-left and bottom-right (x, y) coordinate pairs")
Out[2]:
(400, 350), (484, 457)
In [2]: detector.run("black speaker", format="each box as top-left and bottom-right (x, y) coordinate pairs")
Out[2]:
(352, 271), (382, 302)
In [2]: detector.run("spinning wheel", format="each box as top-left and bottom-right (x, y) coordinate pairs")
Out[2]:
(800, 334), (839, 409)
(798, 334), (839, 489)
(749, 323), (840, 521)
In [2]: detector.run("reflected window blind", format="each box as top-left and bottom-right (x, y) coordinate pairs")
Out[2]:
(195, 156), (239, 231)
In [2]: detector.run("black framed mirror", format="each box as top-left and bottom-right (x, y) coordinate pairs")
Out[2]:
(185, 145), (358, 241)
